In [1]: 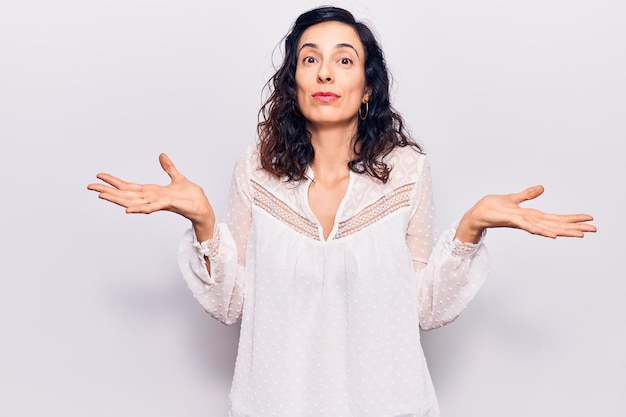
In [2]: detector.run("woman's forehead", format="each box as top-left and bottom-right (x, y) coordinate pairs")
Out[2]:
(297, 21), (363, 54)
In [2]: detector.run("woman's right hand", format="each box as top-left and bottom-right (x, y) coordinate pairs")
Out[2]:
(87, 153), (216, 241)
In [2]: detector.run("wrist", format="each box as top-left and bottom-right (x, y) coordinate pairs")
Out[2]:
(192, 217), (216, 242)
(454, 210), (484, 244)
(190, 199), (216, 241)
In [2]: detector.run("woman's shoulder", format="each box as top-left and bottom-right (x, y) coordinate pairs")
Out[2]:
(384, 144), (428, 185)
(232, 144), (261, 171)
(234, 144), (283, 187)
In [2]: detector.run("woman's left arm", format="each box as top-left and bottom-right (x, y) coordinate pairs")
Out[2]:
(408, 161), (595, 331)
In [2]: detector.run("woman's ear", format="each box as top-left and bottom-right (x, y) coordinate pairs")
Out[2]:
(363, 86), (372, 102)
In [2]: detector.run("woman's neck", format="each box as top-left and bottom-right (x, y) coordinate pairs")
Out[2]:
(308, 123), (356, 182)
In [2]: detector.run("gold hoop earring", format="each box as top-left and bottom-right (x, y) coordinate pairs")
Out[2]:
(358, 102), (369, 120)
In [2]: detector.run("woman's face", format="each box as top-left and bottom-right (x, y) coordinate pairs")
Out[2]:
(295, 21), (370, 129)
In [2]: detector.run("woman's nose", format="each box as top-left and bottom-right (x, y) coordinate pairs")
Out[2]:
(317, 63), (333, 83)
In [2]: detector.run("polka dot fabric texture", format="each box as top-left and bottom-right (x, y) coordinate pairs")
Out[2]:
(177, 145), (490, 417)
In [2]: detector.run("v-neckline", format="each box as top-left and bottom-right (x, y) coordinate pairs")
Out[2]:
(304, 168), (354, 242)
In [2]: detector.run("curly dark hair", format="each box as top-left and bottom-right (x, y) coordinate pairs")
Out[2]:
(257, 6), (422, 183)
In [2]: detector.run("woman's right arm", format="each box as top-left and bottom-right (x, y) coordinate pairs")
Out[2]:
(87, 152), (252, 325)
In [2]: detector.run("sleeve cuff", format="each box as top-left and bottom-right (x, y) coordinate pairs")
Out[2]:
(191, 223), (220, 261)
(446, 223), (486, 258)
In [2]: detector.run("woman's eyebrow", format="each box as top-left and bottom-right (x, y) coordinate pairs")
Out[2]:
(335, 43), (359, 57)
(298, 42), (360, 57)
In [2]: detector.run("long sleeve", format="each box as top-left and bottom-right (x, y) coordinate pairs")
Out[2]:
(406, 159), (490, 330)
(177, 150), (253, 326)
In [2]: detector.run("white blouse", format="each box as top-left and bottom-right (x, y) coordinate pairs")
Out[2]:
(178, 145), (489, 417)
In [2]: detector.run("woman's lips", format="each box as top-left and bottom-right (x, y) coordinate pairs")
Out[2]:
(313, 92), (339, 103)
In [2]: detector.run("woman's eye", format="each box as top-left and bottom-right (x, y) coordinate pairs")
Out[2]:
(339, 57), (353, 65)
(304, 56), (316, 64)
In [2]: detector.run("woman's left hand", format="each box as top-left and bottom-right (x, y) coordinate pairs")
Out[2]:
(454, 185), (597, 243)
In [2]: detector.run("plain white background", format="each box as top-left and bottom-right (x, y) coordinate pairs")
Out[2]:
(1, 0), (624, 416)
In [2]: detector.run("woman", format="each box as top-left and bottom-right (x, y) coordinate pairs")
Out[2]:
(87, 6), (596, 417)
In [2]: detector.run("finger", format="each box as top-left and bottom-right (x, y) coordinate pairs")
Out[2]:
(93, 173), (143, 191)
(87, 183), (121, 200)
(537, 212), (595, 224)
(549, 224), (594, 237)
(522, 217), (597, 238)
(98, 189), (157, 206)
(87, 182), (150, 202)
(518, 221), (590, 239)
(159, 153), (184, 182)
(96, 192), (134, 209)
(567, 224), (597, 234)
(550, 218), (597, 233)
(549, 227), (592, 238)
(510, 185), (544, 205)
(87, 182), (115, 193)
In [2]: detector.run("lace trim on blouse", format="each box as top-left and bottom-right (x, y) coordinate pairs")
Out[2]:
(192, 223), (221, 261)
(252, 180), (320, 241)
(448, 232), (486, 258)
(335, 183), (415, 239)
(252, 180), (416, 241)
